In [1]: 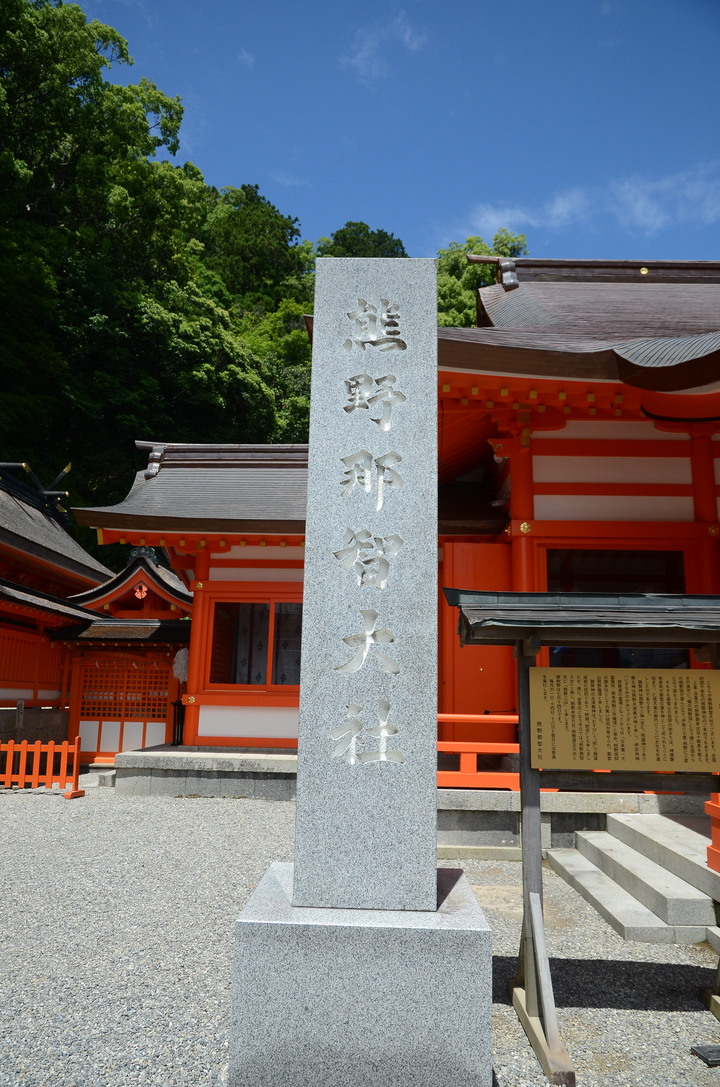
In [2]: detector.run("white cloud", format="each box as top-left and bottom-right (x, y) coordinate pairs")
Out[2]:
(394, 10), (426, 52)
(270, 172), (310, 188)
(339, 10), (427, 85)
(460, 164), (720, 241)
(238, 49), (255, 70)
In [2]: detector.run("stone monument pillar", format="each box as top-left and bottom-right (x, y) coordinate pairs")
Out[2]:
(225, 259), (491, 1087)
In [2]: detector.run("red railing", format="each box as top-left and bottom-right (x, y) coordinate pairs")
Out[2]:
(0, 738), (84, 797)
(437, 713), (520, 789)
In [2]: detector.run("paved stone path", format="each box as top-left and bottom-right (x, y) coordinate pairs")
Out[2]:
(2, 790), (719, 1086)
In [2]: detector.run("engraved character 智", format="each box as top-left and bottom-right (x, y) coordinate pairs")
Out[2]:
(335, 609), (400, 674)
(344, 299), (407, 352)
(333, 529), (404, 589)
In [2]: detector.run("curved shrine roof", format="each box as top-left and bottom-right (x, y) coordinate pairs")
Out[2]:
(440, 279), (720, 393)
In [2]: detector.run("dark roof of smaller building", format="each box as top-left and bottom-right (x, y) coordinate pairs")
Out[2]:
(70, 551), (192, 608)
(51, 619), (191, 643)
(0, 578), (105, 625)
(75, 444), (309, 533)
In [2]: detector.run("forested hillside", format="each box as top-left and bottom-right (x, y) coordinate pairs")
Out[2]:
(0, 0), (526, 538)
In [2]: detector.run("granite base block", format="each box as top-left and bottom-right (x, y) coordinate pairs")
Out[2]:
(226, 862), (492, 1087)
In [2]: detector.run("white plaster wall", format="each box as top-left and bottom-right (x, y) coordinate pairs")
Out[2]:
(208, 567), (303, 581)
(532, 455), (691, 484)
(122, 721), (144, 750)
(145, 721), (166, 746)
(533, 420), (686, 441)
(534, 495), (695, 522)
(78, 720), (99, 750)
(99, 721), (120, 752)
(198, 704), (299, 738)
(220, 546), (304, 561)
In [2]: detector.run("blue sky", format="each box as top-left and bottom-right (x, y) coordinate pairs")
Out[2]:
(82, 0), (720, 261)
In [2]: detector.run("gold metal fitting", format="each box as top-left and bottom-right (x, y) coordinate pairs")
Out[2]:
(520, 521), (532, 534)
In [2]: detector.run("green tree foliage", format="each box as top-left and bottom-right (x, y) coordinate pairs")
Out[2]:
(317, 221), (407, 258)
(0, 0), (298, 517)
(437, 230), (528, 326)
(0, 1), (526, 568)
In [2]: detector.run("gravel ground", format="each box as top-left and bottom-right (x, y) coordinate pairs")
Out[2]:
(2, 789), (719, 1087)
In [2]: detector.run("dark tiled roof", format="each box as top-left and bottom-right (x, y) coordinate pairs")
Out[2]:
(52, 619), (191, 643)
(0, 578), (103, 624)
(0, 487), (111, 583)
(75, 445), (309, 532)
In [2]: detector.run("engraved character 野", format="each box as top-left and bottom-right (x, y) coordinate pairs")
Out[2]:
(344, 373), (406, 432)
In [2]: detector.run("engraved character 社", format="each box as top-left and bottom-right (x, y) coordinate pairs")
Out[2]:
(330, 699), (404, 765)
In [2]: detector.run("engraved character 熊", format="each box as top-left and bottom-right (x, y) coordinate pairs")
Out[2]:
(344, 299), (407, 352)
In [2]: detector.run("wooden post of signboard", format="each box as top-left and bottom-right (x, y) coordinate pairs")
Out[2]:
(508, 638), (576, 1087)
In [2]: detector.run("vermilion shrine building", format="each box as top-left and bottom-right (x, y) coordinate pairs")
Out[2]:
(0, 465), (191, 758)
(75, 259), (720, 768)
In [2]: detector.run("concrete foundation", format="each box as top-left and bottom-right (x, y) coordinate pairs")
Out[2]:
(225, 862), (492, 1087)
(111, 747), (708, 851)
(0, 708), (69, 744)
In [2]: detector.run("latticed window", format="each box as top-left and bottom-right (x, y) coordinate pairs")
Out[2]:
(80, 662), (171, 718)
(209, 601), (302, 687)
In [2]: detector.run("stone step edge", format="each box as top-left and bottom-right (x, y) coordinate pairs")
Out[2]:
(546, 848), (708, 944)
(576, 830), (716, 925)
(607, 813), (720, 901)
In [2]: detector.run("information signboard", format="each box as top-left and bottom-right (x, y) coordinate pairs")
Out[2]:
(529, 667), (720, 772)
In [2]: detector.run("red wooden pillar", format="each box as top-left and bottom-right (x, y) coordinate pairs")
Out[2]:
(183, 562), (209, 745)
(509, 437), (536, 592)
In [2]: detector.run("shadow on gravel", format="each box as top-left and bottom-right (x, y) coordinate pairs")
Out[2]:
(492, 955), (715, 1010)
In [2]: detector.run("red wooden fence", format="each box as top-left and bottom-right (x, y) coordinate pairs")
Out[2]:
(0, 738), (84, 797)
(437, 713), (520, 788)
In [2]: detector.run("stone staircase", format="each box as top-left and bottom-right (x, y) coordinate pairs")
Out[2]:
(547, 813), (720, 945)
